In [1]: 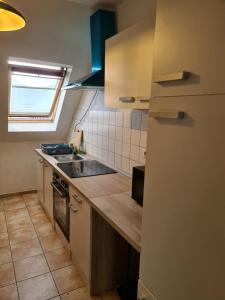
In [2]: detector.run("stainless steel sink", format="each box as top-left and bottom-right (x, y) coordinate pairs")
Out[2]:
(53, 154), (84, 162)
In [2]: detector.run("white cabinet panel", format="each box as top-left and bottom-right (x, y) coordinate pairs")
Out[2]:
(105, 18), (155, 109)
(140, 95), (225, 300)
(43, 162), (53, 223)
(69, 186), (91, 285)
(152, 0), (225, 97)
(36, 156), (44, 206)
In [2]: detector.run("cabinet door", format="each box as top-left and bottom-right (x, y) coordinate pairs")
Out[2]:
(43, 162), (53, 223)
(105, 18), (154, 109)
(140, 95), (225, 300)
(69, 187), (91, 284)
(152, 0), (225, 97)
(36, 156), (44, 206)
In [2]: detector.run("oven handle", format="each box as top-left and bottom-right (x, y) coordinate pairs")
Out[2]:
(51, 182), (67, 198)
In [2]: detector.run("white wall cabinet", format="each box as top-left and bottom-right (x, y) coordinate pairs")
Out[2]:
(152, 0), (225, 97)
(105, 18), (155, 110)
(43, 162), (53, 223)
(36, 156), (44, 206)
(69, 185), (91, 285)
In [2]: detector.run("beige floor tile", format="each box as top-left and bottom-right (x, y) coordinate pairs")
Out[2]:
(52, 265), (84, 294)
(22, 192), (38, 201)
(14, 254), (49, 281)
(17, 272), (58, 300)
(102, 290), (121, 300)
(45, 247), (72, 271)
(0, 232), (9, 248)
(7, 215), (32, 232)
(39, 233), (63, 252)
(27, 205), (44, 216)
(6, 208), (29, 221)
(23, 193), (39, 207)
(0, 220), (7, 233)
(0, 263), (15, 287)
(4, 200), (26, 211)
(0, 283), (19, 300)
(11, 238), (42, 261)
(0, 211), (5, 222)
(9, 227), (37, 245)
(3, 195), (23, 204)
(35, 222), (55, 237)
(61, 287), (102, 300)
(31, 213), (50, 225)
(0, 246), (12, 265)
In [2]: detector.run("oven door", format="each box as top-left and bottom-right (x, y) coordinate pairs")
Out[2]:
(51, 181), (70, 241)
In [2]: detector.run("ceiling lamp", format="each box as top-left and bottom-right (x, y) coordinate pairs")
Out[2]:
(0, 1), (26, 31)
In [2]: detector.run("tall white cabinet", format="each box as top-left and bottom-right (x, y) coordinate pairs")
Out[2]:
(139, 0), (225, 299)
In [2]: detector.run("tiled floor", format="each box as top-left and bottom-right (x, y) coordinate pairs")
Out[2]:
(0, 192), (121, 300)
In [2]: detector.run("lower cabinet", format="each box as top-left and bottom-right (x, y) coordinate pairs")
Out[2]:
(36, 156), (44, 206)
(69, 185), (91, 285)
(43, 161), (53, 223)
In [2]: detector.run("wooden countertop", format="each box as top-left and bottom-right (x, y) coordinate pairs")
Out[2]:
(89, 192), (142, 252)
(35, 149), (142, 252)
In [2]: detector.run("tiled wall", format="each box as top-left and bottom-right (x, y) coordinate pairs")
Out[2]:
(68, 91), (148, 176)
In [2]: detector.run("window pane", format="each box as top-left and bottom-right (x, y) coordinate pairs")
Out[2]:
(9, 73), (60, 115)
(12, 74), (59, 89)
(10, 87), (56, 114)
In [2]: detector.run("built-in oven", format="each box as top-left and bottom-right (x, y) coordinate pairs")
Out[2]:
(51, 173), (70, 241)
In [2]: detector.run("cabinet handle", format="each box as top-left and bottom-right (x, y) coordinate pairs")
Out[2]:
(153, 71), (190, 83)
(149, 110), (185, 119)
(68, 203), (79, 213)
(72, 194), (82, 204)
(119, 96), (135, 103)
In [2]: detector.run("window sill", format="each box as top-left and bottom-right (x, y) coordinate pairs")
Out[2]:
(8, 121), (58, 132)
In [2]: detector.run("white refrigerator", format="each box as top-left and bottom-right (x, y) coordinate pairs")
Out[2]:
(138, 94), (225, 300)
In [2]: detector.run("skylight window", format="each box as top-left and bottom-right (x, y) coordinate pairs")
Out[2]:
(8, 61), (67, 121)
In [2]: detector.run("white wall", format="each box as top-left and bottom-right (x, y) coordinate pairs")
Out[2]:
(0, 0), (92, 194)
(117, 0), (156, 31)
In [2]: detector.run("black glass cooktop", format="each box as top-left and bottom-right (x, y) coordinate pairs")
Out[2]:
(57, 160), (117, 178)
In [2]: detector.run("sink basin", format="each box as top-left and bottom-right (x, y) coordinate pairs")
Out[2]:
(53, 154), (84, 162)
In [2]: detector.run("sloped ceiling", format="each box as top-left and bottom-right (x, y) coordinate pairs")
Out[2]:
(0, 0), (92, 142)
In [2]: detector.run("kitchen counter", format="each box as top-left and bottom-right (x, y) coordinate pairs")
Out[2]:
(35, 149), (142, 252)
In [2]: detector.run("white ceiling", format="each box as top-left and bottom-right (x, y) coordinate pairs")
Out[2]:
(68, 0), (122, 7)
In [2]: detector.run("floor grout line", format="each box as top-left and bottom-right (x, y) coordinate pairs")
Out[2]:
(0, 193), (108, 300)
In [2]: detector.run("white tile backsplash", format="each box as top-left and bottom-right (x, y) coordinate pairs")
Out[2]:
(109, 112), (116, 125)
(131, 129), (141, 146)
(116, 111), (123, 127)
(122, 128), (131, 144)
(122, 142), (131, 158)
(115, 127), (123, 142)
(130, 145), (140, 161)
(68, 91), (148, 176)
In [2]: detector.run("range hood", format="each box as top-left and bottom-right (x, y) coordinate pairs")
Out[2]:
(64, 9), (116, 90)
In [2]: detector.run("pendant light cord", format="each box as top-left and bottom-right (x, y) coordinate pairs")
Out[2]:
(74, 90), (98, 132)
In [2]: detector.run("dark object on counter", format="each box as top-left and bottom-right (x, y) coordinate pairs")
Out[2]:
(57, 160), (117, 178)
(41, 143), (73, 155)
(132, 166), (145, 206)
